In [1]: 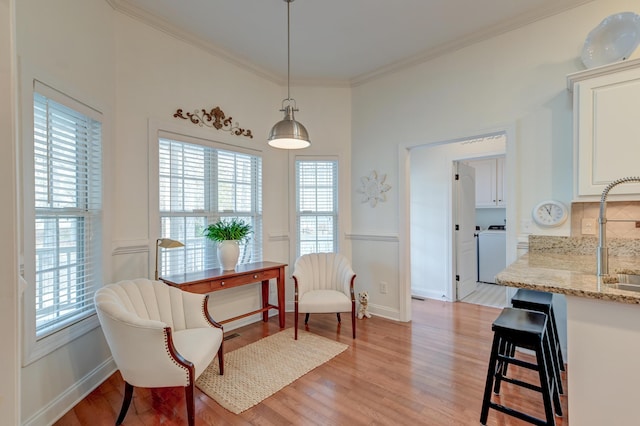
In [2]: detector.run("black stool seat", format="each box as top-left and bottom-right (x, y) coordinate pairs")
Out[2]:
(493, 306), (547, 335)
(512, 288), (553, 306)
(480, 308), (562, 426)
(512, 289), (565, 374)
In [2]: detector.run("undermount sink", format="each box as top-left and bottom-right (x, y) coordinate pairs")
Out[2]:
(610, 274), (640, 292)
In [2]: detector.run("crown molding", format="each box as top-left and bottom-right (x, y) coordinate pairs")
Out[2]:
(110, 0), (352, 88)
(110, 0), (284, 85)
(110, 0), (594, 88)
(566, 57), (640, 91)
(350, 0), (596, 86)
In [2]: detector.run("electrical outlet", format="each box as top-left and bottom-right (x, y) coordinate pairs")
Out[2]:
(380, 281), (388, 294)
(582, 218), (596, 235)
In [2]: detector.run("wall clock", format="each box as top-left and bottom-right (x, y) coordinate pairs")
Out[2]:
(532, 200), (568, 227)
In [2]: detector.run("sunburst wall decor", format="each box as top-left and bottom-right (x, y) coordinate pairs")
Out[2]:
(357, 170), (391, 207)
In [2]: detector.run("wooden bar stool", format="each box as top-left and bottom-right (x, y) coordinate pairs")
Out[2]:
(511, 288), (565, 375)
(480, 308), (562, 426)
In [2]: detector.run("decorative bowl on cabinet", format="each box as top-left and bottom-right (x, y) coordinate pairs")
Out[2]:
(581, 12), (640, 69)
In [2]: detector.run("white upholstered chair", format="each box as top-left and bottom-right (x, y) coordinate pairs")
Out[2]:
(292, 253), (356, 340)
(94, 278), (224, 426)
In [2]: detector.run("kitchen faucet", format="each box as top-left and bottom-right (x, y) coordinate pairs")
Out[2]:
(597, 176), (640, 276)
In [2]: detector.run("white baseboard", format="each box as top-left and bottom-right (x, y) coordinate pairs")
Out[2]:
(222, 311), (278, 332)
(23, 358), (117, 426)
(411, 289), (451, 302)
(285, 301), (402, 322)
(367, 303), (401, 321)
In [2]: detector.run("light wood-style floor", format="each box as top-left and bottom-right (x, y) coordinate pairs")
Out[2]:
(461, 283), (509, 308)
(54, 299), (568, 425)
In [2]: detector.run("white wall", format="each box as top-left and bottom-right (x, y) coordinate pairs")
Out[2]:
(0, 0), (19, 424)
(113, 13), (352, 318)
(16, 0), (116, 424)
(351, 0), (640, 318)
(13, 1), (352, 424)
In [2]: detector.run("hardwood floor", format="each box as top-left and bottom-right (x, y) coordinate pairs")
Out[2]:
(54, 299), (569, 425)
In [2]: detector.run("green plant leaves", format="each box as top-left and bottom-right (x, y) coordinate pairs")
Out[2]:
(203, 218), (252, 242)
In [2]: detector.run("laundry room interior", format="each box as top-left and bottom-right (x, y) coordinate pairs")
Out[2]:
(470, 156), (507, 286)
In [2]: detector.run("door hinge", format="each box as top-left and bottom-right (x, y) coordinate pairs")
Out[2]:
(455, 224), (459, 231)
(455, 173), (459, 180)
(455, 275), (460, 281)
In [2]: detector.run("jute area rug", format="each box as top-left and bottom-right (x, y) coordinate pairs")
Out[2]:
(196, 328), (348, 414)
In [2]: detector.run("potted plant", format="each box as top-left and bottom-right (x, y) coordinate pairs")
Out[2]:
(203, 218), (252, 270)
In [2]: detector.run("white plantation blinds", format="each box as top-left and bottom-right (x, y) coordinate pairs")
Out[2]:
(158, 138), (262, 276)
(33, 85), (103, 338)
(296, 160), (338, 256)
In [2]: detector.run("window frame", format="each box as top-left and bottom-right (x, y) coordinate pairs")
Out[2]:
(148, 122), (263, 279)
(22, 80), (105, 365)
(293, 156), (339, 258)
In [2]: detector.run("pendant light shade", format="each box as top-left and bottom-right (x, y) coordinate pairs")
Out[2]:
(268, 104), (310, 149)
(268, 0), (311, 149)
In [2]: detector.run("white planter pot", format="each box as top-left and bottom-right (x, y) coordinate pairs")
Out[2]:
(217, 240), (240, 270)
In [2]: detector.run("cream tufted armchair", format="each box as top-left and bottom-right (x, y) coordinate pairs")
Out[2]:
(94, 278), (224, 426)
(292, 253), (356, 340)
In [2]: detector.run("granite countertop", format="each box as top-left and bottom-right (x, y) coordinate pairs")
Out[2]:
(495, 236), (640, 304)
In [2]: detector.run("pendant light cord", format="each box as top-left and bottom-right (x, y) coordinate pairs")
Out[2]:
(287, 0), (291, 102)
(268, 0), (310, 148)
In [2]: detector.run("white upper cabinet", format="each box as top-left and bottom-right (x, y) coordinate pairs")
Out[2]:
(467, 156), (506, 208)
(568, 59), (640, 200)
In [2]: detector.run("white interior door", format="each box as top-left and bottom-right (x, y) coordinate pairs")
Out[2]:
(455, 162), (477, 300)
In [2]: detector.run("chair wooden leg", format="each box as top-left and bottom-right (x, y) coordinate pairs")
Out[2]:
(116, 382), (134, 425)
(295, 306), (299, 340)
(305, 313), (310, 324)
(351, 309), (356, 339)
(336, 312), (341, 323)
(217, 341), (224, 375)
(185, 381), (195, 426)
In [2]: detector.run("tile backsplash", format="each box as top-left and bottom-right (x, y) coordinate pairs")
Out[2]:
(571, 201), (640, 239)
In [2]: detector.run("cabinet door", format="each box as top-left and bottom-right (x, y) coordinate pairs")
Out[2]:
(574, 67), (640, 197)
(496, 156), (506, 207)
(470, 158), (497, 208)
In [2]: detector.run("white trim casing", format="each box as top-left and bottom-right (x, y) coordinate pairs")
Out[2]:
(147, 118), (262, 279)
(288, 153), (349, 268)
(397, 123), (517, 322)
(20, 67), (112, 366)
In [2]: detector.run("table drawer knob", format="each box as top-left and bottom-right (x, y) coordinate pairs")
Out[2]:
(253, 274), (259, 279)
(220, 281), (225, 286)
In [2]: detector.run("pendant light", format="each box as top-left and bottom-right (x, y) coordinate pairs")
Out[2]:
(268, 0), (311, 149)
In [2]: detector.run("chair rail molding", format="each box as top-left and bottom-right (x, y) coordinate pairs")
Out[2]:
(345, 233), (399, 242)
(111, 240), (150, 256)
(267, 232), (289, 242)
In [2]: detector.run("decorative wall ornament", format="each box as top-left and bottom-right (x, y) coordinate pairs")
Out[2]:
(357, 170), (391, 207)
(173, 106), (253, 138)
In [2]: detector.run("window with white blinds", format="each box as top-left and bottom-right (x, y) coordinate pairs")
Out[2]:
(32, 84), (103, 340)
(296, 159), (338, 256)
(158, 138), (262, 276)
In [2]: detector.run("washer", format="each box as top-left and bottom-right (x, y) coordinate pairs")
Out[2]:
(477, 229), (506, 284)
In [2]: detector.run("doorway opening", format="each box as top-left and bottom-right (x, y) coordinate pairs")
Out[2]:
(408, 132), (509, 307)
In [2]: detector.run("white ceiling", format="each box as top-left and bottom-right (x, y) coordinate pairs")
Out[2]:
(113, 0), (594, 85)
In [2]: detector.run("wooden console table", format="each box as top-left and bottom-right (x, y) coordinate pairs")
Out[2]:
(160, 261), (287, 328)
